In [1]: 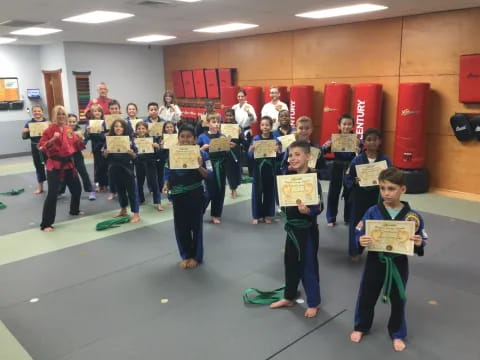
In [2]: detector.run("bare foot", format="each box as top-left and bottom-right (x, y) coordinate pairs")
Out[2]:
(72, 211), (85, 216)
(211, 217), (221, 224)
(34, 185), (43, 195)
(350, 255), (361, 262)
(42, 227), (54, 232)
(167, 201), (173, 206)
(130, 213), (140, 223)
(304, 307), (319, 318)
(270, 299), (294, 309)
(231, 189), (237, 199)
(252, 219), (259, 225)
(114, 209), (128, 218)
(327, 222), (335, 227)
(156, 204), (164, 211)
(107, 193), (115, 200)
(179, 260), (189, 269)
(350, 331), (363, 343)
(264, 218), (272, 224)
(393, 339), (406, 352)
(186, 258), (199, 268)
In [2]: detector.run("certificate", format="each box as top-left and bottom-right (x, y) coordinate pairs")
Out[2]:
(162, 133), (178, 149)
(89, 120), (104, 134)
(104, 114), (123, 130)
(221, 124), (240, 139)
(106, 136), (131, 153)
(169, 145), (200, 169)
(278, 134), (296, 151)
(331, 134), (358, 152)
(28, 122), (50, 137)
(308, 146), (321, 168)
(254, 140), (277, 159)
(134, 137), (154, 154)
(209, 137), (230, 153)
(130, 119), (144, 131)
(149, 122), (164, 137)
(276, 173), (319, 207)
(366, 220), (415, 256)
(356, 160), (388, 187)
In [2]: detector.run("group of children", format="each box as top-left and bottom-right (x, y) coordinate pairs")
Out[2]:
(23, 96), (428, 352)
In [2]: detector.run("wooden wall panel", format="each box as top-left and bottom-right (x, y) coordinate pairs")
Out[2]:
(218, 32), (293, 81)
(401, 8), (480, 75)
(293, 18), (402, 79)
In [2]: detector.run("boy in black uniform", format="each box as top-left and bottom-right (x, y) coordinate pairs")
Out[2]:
(350, 167), (428, 352)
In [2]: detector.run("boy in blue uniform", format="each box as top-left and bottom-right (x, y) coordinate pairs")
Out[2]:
(270, 140), (324, 318)
(272, 109), (294, 138)
(344, 128), (391, 259)
(321, 114), (360, 226)
(350, 167), (428, 352)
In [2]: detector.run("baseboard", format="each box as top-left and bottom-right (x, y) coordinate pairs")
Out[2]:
(430, 187), (480, 202)
(0, 152), (30, 159)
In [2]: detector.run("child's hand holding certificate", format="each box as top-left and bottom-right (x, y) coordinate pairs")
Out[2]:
(253, 140), (277, 159)
(355, 160), (388, 187)
(365, 220), (415, 256)
(169, 145), (200, 169)
(135, 137), (154, 154)
(106, 136), (131, 153)
(276, 173), (319, 207)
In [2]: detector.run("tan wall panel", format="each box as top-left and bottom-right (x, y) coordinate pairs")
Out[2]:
(293, 18), (402, 79)
(218, 32), (293, 81)
(401, 8), (480, 75)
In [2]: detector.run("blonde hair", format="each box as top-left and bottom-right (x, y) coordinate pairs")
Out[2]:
(51, 105), (67, 124)
(207, 113), (220, 122)
(90, 104), (104, 119)
(296, 116), (312, 127)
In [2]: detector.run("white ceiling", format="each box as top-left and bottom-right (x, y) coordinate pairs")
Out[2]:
(1, 0), (480, 46)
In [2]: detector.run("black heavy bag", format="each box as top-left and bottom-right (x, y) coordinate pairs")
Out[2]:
(470, 115), (480, 141)
(450, 113), (474, 141)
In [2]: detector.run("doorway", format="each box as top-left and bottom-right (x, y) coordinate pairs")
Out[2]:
(42, 69), (64, 118)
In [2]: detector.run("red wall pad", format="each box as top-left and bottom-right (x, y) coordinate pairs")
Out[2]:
(218, 68), (235, 87)
(352, 83), (383, 138)
(393, 82), (430, 169)
(242, 86), (262, 136)
(205, 69), (220, 99)
(173, 70), (185, 98)
(289, 85), (314, 127)
(193, 69), (207, 98)
(320, 83), (350, 158)
(220, 86), (240, 118)
(263, 86), (289, 105)
(181, 70), (196, 98)
(459, 54), (480, 103)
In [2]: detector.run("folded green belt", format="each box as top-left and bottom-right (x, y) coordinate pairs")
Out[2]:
(242, 286), (285, 305)
(96, 216), (130, 231)
(0, 188), (24, 196)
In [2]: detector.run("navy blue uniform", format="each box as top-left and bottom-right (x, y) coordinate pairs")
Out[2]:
(22, 118), (48, 184)
(281, 169), (324, 307)
(165, 150), (211, 263)
(144, 118), (166, 199)
(134, 136), (161, 205)
(225, 133), (243, 191)
(197, 132), (228, 218)
(86, 120), (108, 188)
(353, 201), (428, 339)
(344, 152), (392, 256)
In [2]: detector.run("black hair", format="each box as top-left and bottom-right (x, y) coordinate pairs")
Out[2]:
(379, 167), (405, 186)
(108, 99), (121, 109)
(135, 121), (149, 132)
(126, 103), (138, 112)
(147, 102), (159, 109)
(177, 124), (196, 137)
(289, 140), (311, 153)
(162, 120), (177, 134)
(260, 115), (274, 127)
(67, 113), (78, 119)
(338, 113), (354, 125)
(108, 119), (129, 136)
(237, 89), (247, 96)
(363, 128), (381, 141)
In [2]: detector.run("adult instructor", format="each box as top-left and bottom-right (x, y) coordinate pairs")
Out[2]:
(85, 82), (112, 117)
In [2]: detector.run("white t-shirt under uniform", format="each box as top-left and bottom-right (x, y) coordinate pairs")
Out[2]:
(261, 101), (288, 130)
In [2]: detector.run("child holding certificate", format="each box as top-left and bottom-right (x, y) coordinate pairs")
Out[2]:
(104, 119), (140, 223)
(321, 114), (359, 227)
(161, 121), (177, 204)
(22, 104), (48, 194)
(272, 109), (295, 139)
(223, 108), (243, 199)
(134, 121), (162, 211)
(270, 140), (323, 318)
(248, 116), (281, 224)
(345, 128), (392, 260)
(350, 167), (428, 352)
(197, 113), (230, 224)
(86, 104), (108, 193)
(163, 125), (210, 269)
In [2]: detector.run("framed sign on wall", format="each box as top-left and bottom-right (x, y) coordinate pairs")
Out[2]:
(0, 78), (20, 102)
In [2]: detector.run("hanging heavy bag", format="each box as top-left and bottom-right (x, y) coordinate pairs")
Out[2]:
(469, 115), (480, 141)
(450, 113), (474, 141)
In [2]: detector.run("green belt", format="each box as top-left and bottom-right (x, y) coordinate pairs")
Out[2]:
(211, 158), (225, 190)
(229, 149), (238, 163)
(378, 252), (406, 304)
(0, 188), (24, 196)
(169, 181), (203, 195)
(281, 211), (312, 261)
(96, 216), (130, 231)
(256, 158), (275, 196)
(0, 202), (6, 210)
(242, 286), (285, 305)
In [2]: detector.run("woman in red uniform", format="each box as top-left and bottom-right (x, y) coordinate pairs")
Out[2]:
(38, 105), (85, 232)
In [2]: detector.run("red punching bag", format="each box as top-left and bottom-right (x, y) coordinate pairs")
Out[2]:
(352, 83), (383, 138)
(242, 86), (262, 136)
(263, 86), (289, 105)
(289, 85), (314, 127)
(220, 86), (240, 118)
(393, 83), (430, 170)
(320, 83), (351, 158)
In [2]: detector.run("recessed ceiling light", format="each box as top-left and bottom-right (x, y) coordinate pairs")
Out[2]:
(296, 4), (388, 19)
(193, 23), (258, 33)
(10, 27), (62, 36)
(0, 37), (17, 44)
(127, 34), (176, 42)
(62, 10), (134, 24)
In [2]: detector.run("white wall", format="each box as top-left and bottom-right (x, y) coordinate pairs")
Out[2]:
(64, 42), (164, 118)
